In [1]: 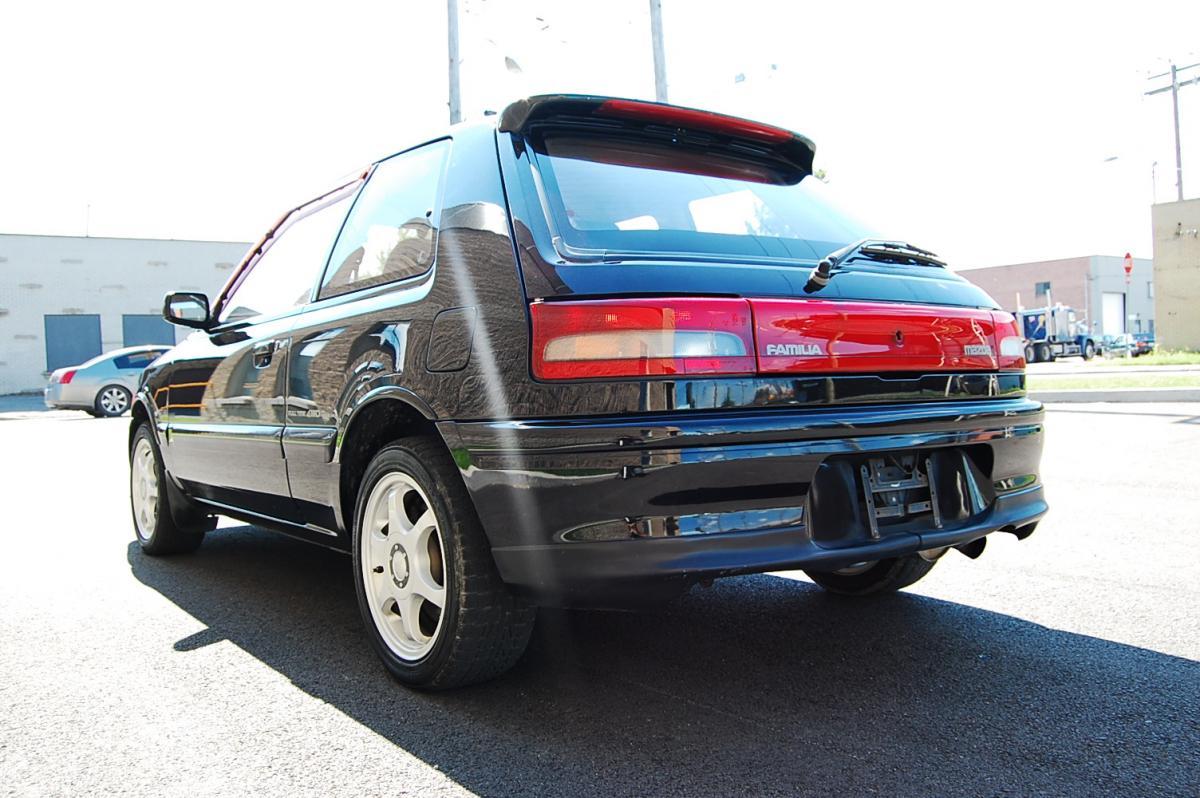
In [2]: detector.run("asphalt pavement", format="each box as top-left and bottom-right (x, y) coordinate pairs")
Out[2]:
(1, 403), (1197, 797)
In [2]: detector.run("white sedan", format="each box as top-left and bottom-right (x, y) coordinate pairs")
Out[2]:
(44, 345), (171, 417)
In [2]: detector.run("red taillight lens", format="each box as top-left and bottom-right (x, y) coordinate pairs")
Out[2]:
(991, 311), (1026, 370)
(530, 299), (756, 380)
(595, 99), (794, 144)
(59, 369), (77, 384)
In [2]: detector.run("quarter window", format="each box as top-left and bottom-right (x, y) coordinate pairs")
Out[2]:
(218, 193), (354, 324)
(319, 140), (450, 299)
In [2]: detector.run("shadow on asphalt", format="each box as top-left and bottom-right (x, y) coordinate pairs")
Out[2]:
(128, 527), (1198, 797)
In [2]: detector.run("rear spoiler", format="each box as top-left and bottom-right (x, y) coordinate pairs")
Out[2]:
(498, 94), (815, 177)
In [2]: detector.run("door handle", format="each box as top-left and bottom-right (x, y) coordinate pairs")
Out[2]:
(252, 339), (285, 369)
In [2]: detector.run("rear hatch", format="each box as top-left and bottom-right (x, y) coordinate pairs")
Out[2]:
(501, 96), (1024, 380)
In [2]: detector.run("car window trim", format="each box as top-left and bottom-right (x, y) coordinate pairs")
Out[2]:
(212, 178), (365, 326)
(313, 137), (453, 303)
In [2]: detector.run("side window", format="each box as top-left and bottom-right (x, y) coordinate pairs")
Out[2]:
(218, 193), (354, 324)
(318, 140), (450, 300)
(114, 351), (164, 370)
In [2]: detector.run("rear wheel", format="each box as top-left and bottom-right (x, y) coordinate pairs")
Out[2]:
(1024, 344), (1037, 364)
(804, 553), (938, 596)
(130, 425), (210, 555)
(352, 438), (535, 689)
(95, 385), (131, 417)
(1035, 343), (1052, 363)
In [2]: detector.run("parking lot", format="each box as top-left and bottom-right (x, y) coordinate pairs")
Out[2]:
(1, 402), (1197, 797)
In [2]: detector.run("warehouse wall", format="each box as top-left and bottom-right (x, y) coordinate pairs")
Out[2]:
(0, 234), (250, 394)
(958, 257), (1091, 313)
(1152, 198), (1200, 350)
(958, 255), (1154, 336)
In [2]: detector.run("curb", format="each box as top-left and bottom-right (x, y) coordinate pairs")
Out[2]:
(1031, 387), (1200, 403)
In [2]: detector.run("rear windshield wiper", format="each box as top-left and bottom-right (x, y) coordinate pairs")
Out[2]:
(804, 239), (946, 293)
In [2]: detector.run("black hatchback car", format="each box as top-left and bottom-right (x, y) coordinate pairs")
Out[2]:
(130, 95), (1046, 689)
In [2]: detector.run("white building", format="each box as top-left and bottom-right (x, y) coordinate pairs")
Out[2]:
(0, 234), (251, 394)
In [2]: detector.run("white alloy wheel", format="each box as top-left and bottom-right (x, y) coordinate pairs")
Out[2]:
(360, 471), (447, 661)
(99, 386), (130, 415)
(131, 437), (160, 540)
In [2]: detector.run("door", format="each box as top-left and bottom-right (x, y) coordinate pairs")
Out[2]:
(122, 314), (176, 347)
(282, 141), (450, 536)
(163, 188), (356, 520)
(1102, 292), (1126, 337)
(44, 314), (101, 371)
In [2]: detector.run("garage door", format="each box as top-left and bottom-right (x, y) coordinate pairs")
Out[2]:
(122, 314), (176, 347)
(1102, 293), (1126, 337)
(44, 314), (102, 372)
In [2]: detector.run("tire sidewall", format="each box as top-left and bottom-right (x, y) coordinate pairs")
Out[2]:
(807, 553), (935, 596)
(351, 444), (462, 684)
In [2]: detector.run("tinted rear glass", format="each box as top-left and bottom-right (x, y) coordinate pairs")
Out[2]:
(114, 351), (165, 369)
(531, 133), (871, 262)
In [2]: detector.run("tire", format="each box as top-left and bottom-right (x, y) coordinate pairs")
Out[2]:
(804, 553), (937, 596)
(1035, 343), (1052, 363)
(1024, 344), (1037, 364)
(352, 437), (536, 690)
(1083, 341), (1096, 360)
(95, 385), (132, 417)
(129, 424), (209, 555)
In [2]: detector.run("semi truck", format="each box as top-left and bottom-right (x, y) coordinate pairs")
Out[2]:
(1017, 302), (1098, 363)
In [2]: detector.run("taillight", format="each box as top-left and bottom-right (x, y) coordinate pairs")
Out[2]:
(991, 311), (1026, 370)
(530, 298), (755, 380)
(595, 99), (794, 144)
(60, 369), (77, 384)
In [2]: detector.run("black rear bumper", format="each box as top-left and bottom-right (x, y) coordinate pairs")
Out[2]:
(440, 397), (1047, 603)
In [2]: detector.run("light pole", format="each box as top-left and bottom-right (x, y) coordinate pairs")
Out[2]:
(447, 0), (462, 124)
(649, 0), (668, 102)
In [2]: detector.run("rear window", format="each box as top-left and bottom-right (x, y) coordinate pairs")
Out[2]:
(114, 351), (165, 369)
(530, 133), (871, 263)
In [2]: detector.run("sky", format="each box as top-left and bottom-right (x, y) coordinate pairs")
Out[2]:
(1, 0), (1197, 270)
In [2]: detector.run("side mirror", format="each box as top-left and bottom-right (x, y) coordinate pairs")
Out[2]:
(163, 292), (211, 329)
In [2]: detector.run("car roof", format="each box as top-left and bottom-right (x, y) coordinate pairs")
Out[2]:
(105, 344), (172, 356)
(77, 344), (171, 368)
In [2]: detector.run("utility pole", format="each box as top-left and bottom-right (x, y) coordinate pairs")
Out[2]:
(1146, 62), (1199, 201)
(447, 0), (462, 124)
(649, 0), (668, 103)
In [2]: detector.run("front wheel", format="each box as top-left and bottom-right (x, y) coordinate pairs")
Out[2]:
(352, 438), (535, 689)
(1083, 341), (1096, 360)
(95, 385), (132, 417)
(1024, 344), (1037, 364)
(804, 553), (938, 596)
(130, 425), (210, 555)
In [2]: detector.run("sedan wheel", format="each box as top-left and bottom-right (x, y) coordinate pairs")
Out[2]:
(96, 385), (131, 417)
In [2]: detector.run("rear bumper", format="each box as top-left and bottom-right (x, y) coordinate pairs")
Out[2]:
(442, 397), (1047, 602)
(43, 383), (90, 409)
